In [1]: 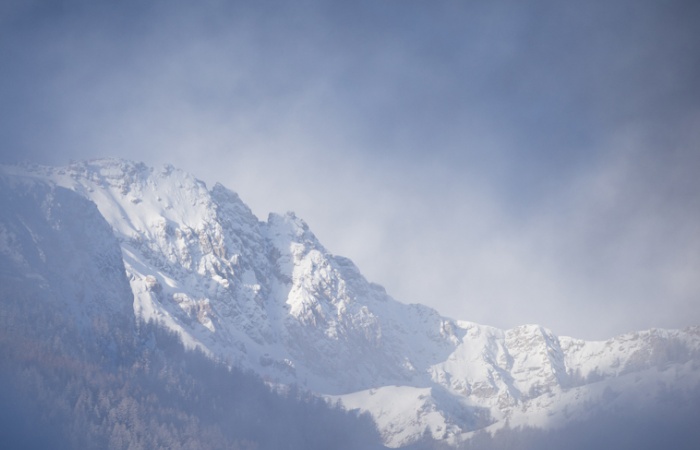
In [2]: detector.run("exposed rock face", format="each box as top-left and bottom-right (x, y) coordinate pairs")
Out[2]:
(0, 170), (136, 377)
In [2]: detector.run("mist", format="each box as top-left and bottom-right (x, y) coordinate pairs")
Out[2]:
(2, 0), (699, 338)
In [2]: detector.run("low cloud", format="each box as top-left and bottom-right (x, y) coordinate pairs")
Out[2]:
(1, 0), (698, 339)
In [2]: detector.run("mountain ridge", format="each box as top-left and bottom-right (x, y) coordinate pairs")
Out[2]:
(2, 158), (698, 447)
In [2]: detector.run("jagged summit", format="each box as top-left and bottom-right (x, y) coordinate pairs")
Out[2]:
(2, 159), (699, 447)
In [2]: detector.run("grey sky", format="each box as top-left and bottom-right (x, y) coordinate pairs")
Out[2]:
(2, 0), (699, 339)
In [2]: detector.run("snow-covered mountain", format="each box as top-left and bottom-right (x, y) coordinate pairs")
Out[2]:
(2, 159), (699, 447)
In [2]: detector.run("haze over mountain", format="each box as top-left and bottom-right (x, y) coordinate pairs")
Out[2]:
(3, 0), (700, 341)
(3, 159), (698, 448)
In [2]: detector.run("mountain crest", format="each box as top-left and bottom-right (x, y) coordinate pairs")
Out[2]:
(3, 159), (699, 447)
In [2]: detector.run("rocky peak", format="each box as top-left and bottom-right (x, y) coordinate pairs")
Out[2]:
(4, 159), (699, 447)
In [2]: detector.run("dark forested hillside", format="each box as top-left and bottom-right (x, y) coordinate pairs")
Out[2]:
(0, 315), (385, 450)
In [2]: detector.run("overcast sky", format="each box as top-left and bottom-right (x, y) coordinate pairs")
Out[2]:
(2, 0), (699, 339)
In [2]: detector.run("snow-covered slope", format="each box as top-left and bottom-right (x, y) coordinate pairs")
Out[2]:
(3, 159), (699, 447)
